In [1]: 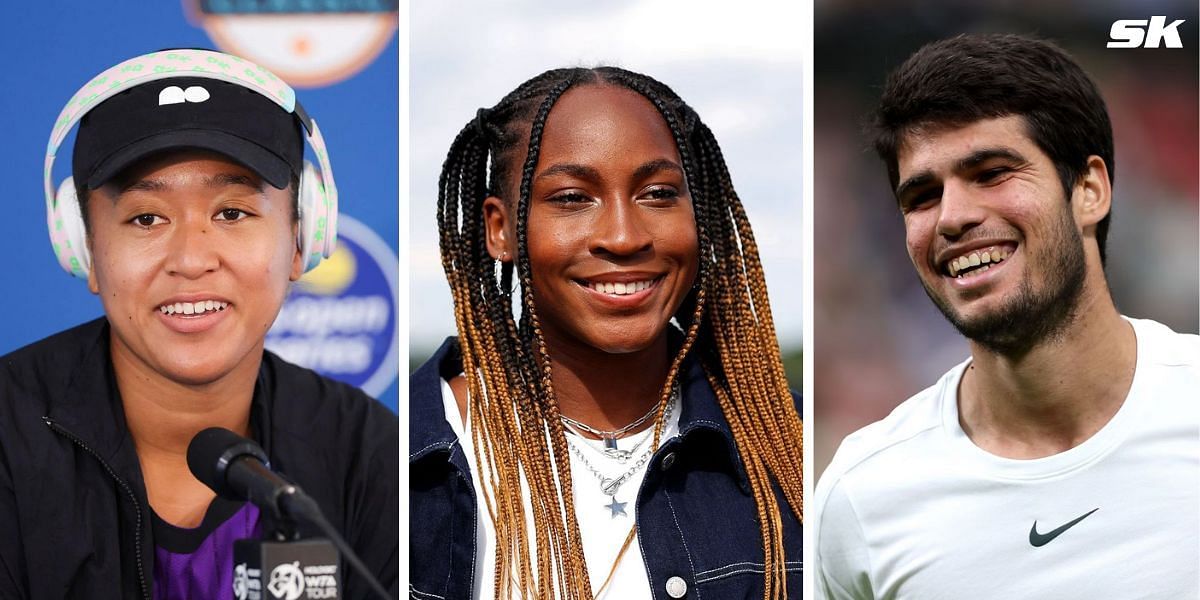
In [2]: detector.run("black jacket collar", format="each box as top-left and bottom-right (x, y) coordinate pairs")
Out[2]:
(45, 318), (275, 462)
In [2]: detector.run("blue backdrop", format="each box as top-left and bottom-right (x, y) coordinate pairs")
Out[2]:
(0, 0), (398, 410)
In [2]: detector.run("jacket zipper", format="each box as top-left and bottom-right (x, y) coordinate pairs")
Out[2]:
(43, 417), (151, 600)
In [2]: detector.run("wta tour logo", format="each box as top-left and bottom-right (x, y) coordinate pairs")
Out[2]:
(267, 562), (305, 600)
(267, 214), (398, 404)
(187, 0), (398, 87)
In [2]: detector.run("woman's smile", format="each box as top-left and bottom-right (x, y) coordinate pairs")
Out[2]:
(86, 152), (303, 386)
(509, 84), (699, 356)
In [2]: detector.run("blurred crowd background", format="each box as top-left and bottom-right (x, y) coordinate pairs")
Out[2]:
(814, 0), (1199, 479)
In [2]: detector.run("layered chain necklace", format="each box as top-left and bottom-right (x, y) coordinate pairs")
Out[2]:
(563, 384), (679, 519)
(561, 397), (661, 461)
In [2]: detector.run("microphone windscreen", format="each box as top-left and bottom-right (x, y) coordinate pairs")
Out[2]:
(187, 427), (269, 499)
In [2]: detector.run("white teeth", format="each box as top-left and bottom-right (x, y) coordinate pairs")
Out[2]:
(159, 300), (228, 315)
(588, 279), (657, 296)
(948, 247), (1012, 278)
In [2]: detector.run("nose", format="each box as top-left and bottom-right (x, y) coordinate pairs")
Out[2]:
(590, 199), (653, 258)
(164, 218), (219, 278)
(935, 180), (987, 238)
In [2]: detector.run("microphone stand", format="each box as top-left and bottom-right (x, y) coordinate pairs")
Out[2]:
(232, 483), (394, 599)
(190, 428), (393, 600)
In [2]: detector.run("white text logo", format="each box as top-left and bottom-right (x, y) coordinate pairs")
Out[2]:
(233, 563), (249, 600)
(1108, 17), (1186, 48)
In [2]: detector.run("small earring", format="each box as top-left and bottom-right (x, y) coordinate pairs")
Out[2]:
(498, 251), (509, 262)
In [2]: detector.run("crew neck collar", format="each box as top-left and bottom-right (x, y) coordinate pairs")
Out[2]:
(939, 316), (1154, 481)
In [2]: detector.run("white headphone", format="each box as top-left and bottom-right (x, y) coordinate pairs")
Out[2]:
(44, 49), (338, 278)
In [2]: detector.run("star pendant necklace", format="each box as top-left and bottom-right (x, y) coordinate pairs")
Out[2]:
(565, 385), (678, 518)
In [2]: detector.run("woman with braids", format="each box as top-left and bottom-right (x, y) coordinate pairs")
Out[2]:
(410, 67), (803, 600)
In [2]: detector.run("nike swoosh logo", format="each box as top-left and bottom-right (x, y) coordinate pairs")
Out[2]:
(1029, 508), (1099, 547)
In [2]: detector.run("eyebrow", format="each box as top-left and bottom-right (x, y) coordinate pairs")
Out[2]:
(534, 158), (683, 183)
(632, 158), (684, 180)
(121, 178), (168, 194)
(895, 147), (1028, 200)
(535, 163), (600, 183)
(894, 172), (933, 202)
(117, 172), (264, 196)
(204, 173), (264, 190)
(956, 147), (1027, 171)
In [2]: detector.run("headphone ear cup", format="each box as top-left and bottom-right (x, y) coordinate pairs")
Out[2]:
(49, 177), (91, 279)
(297, 160), (336, 273)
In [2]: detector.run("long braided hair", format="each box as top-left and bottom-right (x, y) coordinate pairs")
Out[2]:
(436, 66), (803, 599)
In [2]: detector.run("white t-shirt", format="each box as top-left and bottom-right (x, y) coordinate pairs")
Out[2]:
(814, 318), (1200, 599)
(440, 378), (680, 599)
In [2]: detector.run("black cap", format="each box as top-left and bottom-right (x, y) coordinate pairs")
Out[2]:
(72, 76), (304, 190)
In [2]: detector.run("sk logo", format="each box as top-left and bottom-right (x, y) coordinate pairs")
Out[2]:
(158, 85), (211, 106)
(1108, 17), (1186, 48)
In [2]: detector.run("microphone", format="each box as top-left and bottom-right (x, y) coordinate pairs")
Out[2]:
(187, 427), (394, 599)
(186, 427), (320, 523)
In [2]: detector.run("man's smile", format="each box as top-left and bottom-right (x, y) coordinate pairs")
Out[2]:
(941, 243), (1016, 279)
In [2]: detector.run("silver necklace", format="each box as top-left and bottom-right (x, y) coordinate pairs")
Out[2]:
(560, 383), (679, 461)
(571, 424), (653, 464)
(566, 391), (676, 518)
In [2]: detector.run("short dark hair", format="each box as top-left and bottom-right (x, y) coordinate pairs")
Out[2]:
(871, 33), (1114, 263)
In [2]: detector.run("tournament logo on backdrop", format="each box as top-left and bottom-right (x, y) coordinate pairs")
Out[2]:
(187, 0), (398, 88)
(267, 214), (398, 400)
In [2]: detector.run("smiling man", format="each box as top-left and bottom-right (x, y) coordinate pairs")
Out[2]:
(813, 34), (1199, 599)
(0, 51), (397, 599)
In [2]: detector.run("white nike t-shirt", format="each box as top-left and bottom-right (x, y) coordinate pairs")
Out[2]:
(440, 378), (680, 599)
(814, 318), (1200, 599)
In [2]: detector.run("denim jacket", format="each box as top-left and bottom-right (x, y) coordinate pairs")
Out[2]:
(409, 338), (802, 599)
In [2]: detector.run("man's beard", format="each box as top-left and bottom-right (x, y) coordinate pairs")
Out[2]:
(922, 208), (1088, 356)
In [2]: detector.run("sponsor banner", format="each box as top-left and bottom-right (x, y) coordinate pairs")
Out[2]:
(267, 214), (398, 400)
